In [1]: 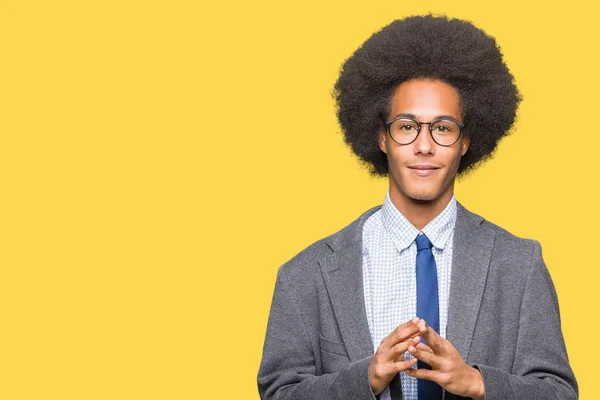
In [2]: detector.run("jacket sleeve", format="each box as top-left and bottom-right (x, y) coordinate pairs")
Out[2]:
(257, 266), (377, 400)
(474, 241), (578, 400)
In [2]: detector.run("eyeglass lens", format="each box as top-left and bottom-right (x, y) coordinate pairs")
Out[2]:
(389, 118), (460, 145)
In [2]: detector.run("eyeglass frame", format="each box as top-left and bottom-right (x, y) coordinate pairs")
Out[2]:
(384, 116), (465, 147)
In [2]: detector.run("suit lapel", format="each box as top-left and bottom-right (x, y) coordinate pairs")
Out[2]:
(446, 203), (495, 362)
(319, 207), (379, 361)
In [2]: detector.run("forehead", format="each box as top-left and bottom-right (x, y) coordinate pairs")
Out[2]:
(389, 78), (461, 120)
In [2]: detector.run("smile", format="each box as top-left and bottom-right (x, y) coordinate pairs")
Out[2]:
(408, 165), (441, 177)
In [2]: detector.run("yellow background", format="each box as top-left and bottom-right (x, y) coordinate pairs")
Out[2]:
(0, 0), (597, 398)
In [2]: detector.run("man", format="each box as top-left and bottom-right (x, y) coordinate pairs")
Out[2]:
(258, 15), (577, 400)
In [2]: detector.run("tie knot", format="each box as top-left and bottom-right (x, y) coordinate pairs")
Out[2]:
(416, 233), (433, 251)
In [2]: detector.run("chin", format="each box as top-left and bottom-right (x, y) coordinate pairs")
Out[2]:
(407, 191), (440, 202)
(402, 181), (443, 202)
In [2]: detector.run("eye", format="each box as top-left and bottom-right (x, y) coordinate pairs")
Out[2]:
(431, 120), (459, 134)
(400, 124), (416, 131)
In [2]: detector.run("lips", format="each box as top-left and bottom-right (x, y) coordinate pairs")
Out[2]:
(407, 164), (441, 176)
(408, 164), (440, 170)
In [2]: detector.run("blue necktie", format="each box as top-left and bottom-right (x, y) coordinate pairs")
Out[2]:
(390, 234), (442, 400)
(415, 233), (442, 399)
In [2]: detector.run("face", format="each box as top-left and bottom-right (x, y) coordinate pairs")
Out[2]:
(378, 79), (470, 205)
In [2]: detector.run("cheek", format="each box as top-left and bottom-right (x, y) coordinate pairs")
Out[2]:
(446, 150), (464, 174)
(387, 145), (410, 165)
(386, 150), (410, 178)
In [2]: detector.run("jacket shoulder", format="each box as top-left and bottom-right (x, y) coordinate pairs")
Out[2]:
(276, 205), (382, 279)
(459, 202), (541, 261)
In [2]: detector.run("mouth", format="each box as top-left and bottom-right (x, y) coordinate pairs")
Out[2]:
(407, 164), (441, 177)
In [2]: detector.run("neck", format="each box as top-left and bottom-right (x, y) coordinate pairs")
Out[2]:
(388, 184), (454, 231)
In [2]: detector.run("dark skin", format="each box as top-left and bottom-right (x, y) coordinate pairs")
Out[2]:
(368, 79), (484, 399)
(368, 318), (483, 399)
(405, 319), (484, 399)
(377, 79), (470, 230)
(367, 317), (422, 394)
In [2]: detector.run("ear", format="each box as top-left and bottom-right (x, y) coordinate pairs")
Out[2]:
(378, 129), (388, 154)
(460, 133), (471, 156)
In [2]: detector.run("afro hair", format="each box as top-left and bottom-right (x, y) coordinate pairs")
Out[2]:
(333, 14), (521, 177)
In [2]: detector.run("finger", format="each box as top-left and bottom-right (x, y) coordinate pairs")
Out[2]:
(415, 342), (434, 354)
(390, 357), (418, 373)
(417, 320), (445, 354)
(381, 318), (421, 350)
(404, 366), (440, 382)
(410, 335), (435, 354)
(389, 339), (412, 360)
(392, 337), (424, 363)
(408, 344), (440, 368)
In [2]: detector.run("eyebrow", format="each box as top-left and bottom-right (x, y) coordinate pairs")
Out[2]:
(392, 112), (462, 123)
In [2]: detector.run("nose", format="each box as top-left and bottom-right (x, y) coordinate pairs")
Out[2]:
(414, 123), (435, 155)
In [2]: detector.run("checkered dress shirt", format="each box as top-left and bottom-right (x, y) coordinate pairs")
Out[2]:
(362, 191), (457, 400)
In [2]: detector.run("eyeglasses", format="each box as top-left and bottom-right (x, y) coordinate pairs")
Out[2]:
(384, 117), (465, 146)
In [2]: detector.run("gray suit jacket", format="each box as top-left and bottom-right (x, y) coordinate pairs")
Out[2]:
(258, 203), (578, 399)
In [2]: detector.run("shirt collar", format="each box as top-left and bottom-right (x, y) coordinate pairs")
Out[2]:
(381, 191), (457, 253)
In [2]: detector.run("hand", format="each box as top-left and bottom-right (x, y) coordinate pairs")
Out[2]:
(369, 317), (422, 395)
(404, 320), (485, 400)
